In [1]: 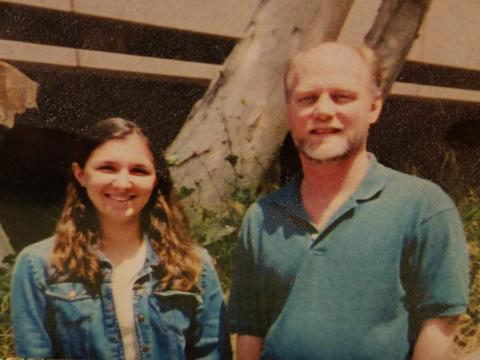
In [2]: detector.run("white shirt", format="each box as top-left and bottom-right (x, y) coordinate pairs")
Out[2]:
(111, 240), (147, 360)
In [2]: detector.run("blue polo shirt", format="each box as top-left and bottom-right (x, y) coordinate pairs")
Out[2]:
(228, 156), (469, 360)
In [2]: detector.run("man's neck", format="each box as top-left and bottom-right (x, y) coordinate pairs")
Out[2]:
(299, 150), (370, 230)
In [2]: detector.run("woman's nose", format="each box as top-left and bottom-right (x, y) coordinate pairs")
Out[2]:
(111, 170), (132, 189)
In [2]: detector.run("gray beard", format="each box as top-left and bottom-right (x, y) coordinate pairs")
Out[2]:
(296, 139), (363, 165)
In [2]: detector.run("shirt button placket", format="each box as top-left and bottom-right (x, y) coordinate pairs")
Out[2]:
(310, 233), (319, 247)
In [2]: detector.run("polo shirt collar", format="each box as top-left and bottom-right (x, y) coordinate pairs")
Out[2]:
(269, 154), (391, 223)
(352, 154), (390, 202)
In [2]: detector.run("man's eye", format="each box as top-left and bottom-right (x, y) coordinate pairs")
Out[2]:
(332, 93), (355, 104)
(296, 95), (318, 106)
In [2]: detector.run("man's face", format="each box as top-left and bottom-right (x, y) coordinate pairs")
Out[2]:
(286, 44), (382, 164)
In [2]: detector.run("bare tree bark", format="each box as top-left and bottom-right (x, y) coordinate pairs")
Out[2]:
(365, 0), (433, 96)
(166, 0), (354, 217)
(167, 0), (433, 221)
(0, 60), (38, 128)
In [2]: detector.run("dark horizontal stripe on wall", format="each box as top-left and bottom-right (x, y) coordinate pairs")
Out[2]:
(398, 61), (480, 91)
(0, 2), (236, 64)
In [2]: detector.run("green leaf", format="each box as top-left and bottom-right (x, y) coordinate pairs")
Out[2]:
(178, 186), (195, 199)
(165, 154), (178, 167)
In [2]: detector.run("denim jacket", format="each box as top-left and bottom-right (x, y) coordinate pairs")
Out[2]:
(11, 236), (231, 359)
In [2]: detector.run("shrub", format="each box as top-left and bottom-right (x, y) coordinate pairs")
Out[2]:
(0, 255), (14, 356)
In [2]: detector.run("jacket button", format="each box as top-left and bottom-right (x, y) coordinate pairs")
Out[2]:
(142, 345), (150, 352)
(138, 315), (145, 323)
(67, 290), (76, 299)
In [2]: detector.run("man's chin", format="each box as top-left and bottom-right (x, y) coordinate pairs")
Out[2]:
(298, 138), (366, 165)
(301, 146), (350, 164)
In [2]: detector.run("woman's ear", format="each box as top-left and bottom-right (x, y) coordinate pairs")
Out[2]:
(72, 162), (85, 187)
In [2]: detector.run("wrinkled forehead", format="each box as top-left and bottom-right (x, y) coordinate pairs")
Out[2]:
(286, 44), (373, 93)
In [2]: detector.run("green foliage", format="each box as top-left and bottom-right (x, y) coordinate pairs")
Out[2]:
(0, 255), (15, 356)
(190, 186), (257, 291)
(188, 151), (279, 292)
(178, 186), (195, 200)
(455, 190), (480, 354)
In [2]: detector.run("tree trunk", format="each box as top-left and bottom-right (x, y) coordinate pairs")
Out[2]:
(167, 0), (433, 221)
(364, 0), (433, 96)
(166, 0), (354, 217)
(0, 60), (38, 128)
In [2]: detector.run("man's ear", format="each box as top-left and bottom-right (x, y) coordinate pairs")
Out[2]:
(72, 162), (85, 186)
(369, 93), (383, 125)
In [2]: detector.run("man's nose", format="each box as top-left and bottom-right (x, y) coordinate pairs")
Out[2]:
(112, 170), (132, 189)
(313, 93), (334, 120)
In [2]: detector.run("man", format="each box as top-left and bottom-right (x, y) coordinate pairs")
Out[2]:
(228, 42), (469, 359)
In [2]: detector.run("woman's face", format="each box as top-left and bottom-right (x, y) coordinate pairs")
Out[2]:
(72, 133), (157, 225)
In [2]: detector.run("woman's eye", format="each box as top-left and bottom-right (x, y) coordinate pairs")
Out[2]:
(131, 167), (151, 175)
(97, 165), (116, 172)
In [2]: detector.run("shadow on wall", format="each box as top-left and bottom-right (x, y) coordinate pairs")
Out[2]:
(369, 96), (480, 195)
(0, 65), (207, 252)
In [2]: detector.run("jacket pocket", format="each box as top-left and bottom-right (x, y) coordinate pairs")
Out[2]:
(151, 290), (202, 336)
(45, 283), (94, 356)
(148, 289), (203, 360)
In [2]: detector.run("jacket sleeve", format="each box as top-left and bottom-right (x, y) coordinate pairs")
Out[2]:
(189, 251), (231, 360)
(10, 248), (54, 357)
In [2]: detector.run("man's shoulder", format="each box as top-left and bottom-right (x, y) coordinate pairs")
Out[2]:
(247, 179), (297, 213)
(241, 181), (297, 230)
(380, 164), (456, 211)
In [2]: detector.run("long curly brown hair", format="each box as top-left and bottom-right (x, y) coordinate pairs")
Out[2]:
(50, 117), (201, 293)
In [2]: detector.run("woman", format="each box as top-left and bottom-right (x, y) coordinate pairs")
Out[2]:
(11, 118), (230, 359)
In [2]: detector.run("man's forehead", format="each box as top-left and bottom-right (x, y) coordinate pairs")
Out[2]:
(284, 42), (380, 98)
(292, 43), (369, 78)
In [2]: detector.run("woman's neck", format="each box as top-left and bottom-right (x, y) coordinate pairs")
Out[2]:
(98, 218), (144, 265)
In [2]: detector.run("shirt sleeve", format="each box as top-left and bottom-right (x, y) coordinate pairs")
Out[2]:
(409, 206), (470, 320)
(228, 205), (270, 337)
(11, 248), (54, 357)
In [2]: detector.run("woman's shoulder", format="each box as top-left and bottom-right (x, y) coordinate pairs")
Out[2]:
(18, 236), (56, 258)
(12, 236), (56, 288)
(15, 236), (56, 271)
(194, 246), (223, 291)
(194, 246), (213, 264)
(195, 246), (219, 275)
